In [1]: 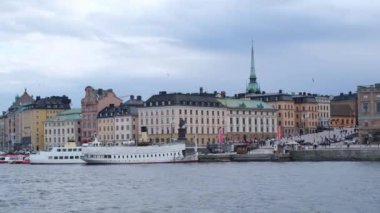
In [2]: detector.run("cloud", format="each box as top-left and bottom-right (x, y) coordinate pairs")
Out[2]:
(0, 0), (380, 110)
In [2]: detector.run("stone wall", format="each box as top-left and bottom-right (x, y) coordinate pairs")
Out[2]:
(291, 148), (380, 161)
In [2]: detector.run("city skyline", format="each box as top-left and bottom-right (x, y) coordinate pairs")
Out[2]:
(1, 0), (379, 110)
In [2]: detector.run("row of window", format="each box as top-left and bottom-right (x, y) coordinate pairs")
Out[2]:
(98, 125), (135, 132)
(230, 117), (275, 125)
(45, 128), (77, 135)
(98, 134), (132, 141)
(48, 156), (80, 160)
(56, 148), (82, 152)
(86, 152), (182, 159)
(98, 118), (136, 123)
(45, 121), (79, 127)
(230, 126), (275, 133)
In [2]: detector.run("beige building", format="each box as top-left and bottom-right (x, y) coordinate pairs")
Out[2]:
(97, 104), (138, 143)
(330, 92), (357, 128)
(357, 84), (380, 144)
(138, 91), (226, 145)
(44, 109), (81, 149)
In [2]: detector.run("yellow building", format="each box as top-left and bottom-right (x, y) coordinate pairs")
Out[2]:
(22, 96), (71, 151)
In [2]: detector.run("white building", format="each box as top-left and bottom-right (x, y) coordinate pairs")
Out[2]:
(315, 96), (331, 128)
(44, 109), (81, 149)
(218, 98), (277, 141)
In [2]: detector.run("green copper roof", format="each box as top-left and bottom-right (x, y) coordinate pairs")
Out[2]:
(217, 98), (274, 110)
(45, 108), (81, 122)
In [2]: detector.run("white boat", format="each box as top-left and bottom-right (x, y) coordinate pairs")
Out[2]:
(81, 138), (198, 164)
(29, 142), (84, 164)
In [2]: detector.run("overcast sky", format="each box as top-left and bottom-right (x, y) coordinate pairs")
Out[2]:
(1, 0), (379, 110)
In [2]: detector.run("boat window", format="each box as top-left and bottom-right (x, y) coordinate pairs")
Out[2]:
(118, 156), (120, 159)
(73, 148), (77, 152)
(78, 149), (81, 151)
(59, 156), (63, 159)
(62, 149), (66, 152)
(64, 156), (68, 159)
(48, 156), (52, 159)
(159, 154), (161, 157)
(68, 149), (72, 152)
(57, 149), (61, 152)
(139, 155), (141, 158)
(75, 156), (79, 159)
(70, 156), (74, 159)
(126, 155), (128, 158)
(54, 156), (58, 159)
(151, 154), (153, 157)
(122, 156), (124, 159)
(155, 154), (157, 157)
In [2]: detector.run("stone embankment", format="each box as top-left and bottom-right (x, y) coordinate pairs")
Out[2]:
(290, 146), (380, 161)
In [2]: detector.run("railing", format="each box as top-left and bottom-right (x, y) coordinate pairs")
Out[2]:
(300, 144), (380, 150)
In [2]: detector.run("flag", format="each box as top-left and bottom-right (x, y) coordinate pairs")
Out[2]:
(218, 127), (223, 144)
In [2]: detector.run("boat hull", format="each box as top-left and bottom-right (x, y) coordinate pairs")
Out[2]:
(82, 142), (198, 164)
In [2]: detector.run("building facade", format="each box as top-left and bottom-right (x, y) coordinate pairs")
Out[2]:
(315, 96), (331, 129)
(217, 98), (277, 141)
(80, 86), (123, 143)
(357, 84), (380, 144)
(4, 89), (34, 151)
(22, 96), (71, 151)
(0, 113), (5, 151)
(138, 92), (226, 145)
(293, 95), (319, 135)
(330, 92), (357, 128)
(44, 109), (81, 149)
(248, 92), (296, 138)
(97, 104), (138, 143)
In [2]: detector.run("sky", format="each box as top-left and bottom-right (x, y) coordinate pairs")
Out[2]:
(1, 0), (379, 111)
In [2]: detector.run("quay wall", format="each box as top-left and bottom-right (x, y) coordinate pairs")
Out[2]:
(290, 148), (380, 161)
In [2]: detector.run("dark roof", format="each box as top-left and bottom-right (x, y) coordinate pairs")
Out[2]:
(332, 93), (357, 102)
(98, 104), (135, 118)
(25, 96), (71, 110)
(249, 93), (294, 102)
(145, 92), (222, 108)
(293, 96), (317, 104)
(331, 104), (354, 117)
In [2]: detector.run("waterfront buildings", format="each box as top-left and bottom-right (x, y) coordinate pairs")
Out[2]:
(0, 113), (5, 151)
(357, 84), (380, 144)
(293, 94), (318, 135)
(80, 86), (123, 143)
(138, 90), (275, 145)
(138, 91), (225, 144)
(217, 98), (277, 141)
(330, 92), (357, 128)
(22, 96), (71, 151)
(44, 109), (81, 149)
(247, 91), (296, 138)
(4, 90), (34, 151)
(97, 101), (140, 143)
(315, 96), (331, 128)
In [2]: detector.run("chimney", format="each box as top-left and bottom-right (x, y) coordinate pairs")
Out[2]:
(137, 96), (142, 101)
(200, 87), (203, 94)
(110, 104), (114, 108)
(303, 92), (306, 96)
(221, 91), (226, 98)
(36, 96), (40, 101)
(130, 95), (134, 100)
(279, 89), (282, 94)
(159, 91), (167, 95)
(214, 91), (217, 95)
(349, 91), (352, 95)
(299, 92), (302, 95)
(340, 92), (343, 96)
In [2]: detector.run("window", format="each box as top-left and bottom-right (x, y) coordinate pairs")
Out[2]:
(362, 102), (369, 113)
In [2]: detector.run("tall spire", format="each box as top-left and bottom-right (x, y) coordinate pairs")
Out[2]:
(246, 41), (260, 94)
(250, 40), (256, 80)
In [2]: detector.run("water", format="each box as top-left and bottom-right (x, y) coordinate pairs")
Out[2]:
(1, 162), (380, 213)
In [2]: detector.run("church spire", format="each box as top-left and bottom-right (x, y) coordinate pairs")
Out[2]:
(246, 41), (260, 94)
(250, 41), (256, 81)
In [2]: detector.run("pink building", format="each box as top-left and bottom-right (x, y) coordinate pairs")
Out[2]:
(80, 86), (122, 143)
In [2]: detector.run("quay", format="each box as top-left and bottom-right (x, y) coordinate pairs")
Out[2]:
(198, 145), (380, 162)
